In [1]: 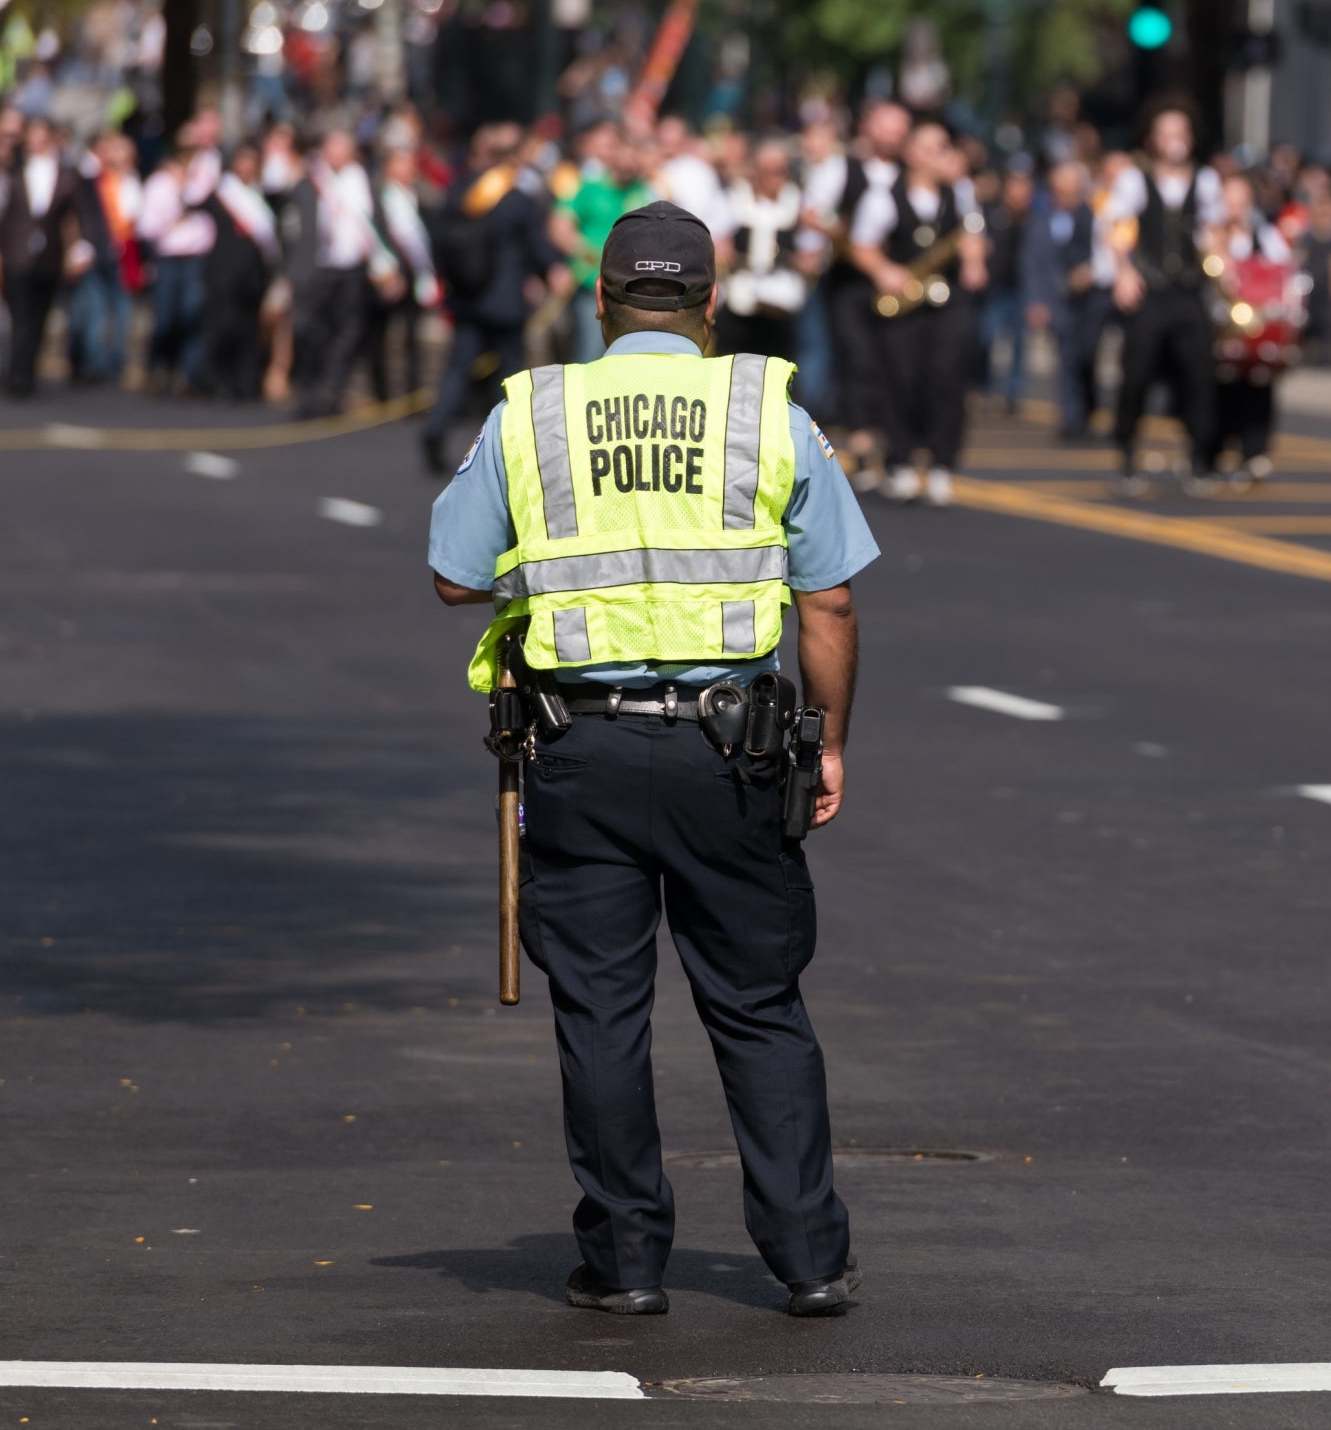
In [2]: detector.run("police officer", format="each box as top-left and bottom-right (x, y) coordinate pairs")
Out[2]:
(428, 201), (879, 1317)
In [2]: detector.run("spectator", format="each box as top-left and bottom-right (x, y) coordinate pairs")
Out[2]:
(0, 116), (80, 396)
(655, 115), (734, 264)
(979, 167), (1034, 414)
(550, 126), (653, 363)
(792, 116), (846, 412)
(421, 123), (570, 475)
(290, 128), (388, 418)
(201, 143), (279, 401)
(67, 130), (139, 385)
(137, 121), (219, 394)
(369, 144), (439, 400)
(1023, 161), (1097, 439)
(260, 122), (302, 218)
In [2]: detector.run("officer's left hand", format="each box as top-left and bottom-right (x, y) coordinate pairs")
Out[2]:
(812, 752), (844, 829)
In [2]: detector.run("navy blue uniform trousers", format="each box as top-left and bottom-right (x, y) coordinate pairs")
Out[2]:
(519, 709), (850, 1290)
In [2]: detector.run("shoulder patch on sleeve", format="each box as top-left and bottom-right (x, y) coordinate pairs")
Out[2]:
(810, 418), (836, 461)
(455, 426), (486, 476)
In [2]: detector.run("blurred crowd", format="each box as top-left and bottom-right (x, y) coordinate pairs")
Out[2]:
(2, 82), (1330, 490)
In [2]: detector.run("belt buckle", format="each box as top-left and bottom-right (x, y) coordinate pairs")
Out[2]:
(606, 687), (623, 718)
(662, 684), (678, 721)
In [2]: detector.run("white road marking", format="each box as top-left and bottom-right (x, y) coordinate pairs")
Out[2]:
(1103, 1364), (1331, 1397)
(946, 686), (1066, 722)
(1294, 785), (1331, 806)
(1132, 741), (1169, 759)
(184, 452), (239, 480)
(0, 1362), (643, 1400)
(318, 497), (383, 528)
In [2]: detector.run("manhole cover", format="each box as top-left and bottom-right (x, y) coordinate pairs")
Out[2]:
(664, 1147), (993, 1170)
(649, 1374), (1085, 1405)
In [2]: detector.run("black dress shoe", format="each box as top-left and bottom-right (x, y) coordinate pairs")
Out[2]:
(564, 1263), (668, 1315)
(787, 1252), (861, 1317)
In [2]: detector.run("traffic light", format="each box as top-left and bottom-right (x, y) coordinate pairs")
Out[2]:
(1128, 5), (1174, 49)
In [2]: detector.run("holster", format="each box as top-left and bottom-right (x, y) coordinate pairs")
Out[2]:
(744, 673), (798, 760)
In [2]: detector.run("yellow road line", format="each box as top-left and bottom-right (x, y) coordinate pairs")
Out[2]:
(1202, 515), (1331, 535)
(0, 389), (431, 452)
(1001, 478), (1331, 504)
(1202, 482), (1331, 502)
(1012, 395), (1331, 464)
(952, 476), (1331, 584)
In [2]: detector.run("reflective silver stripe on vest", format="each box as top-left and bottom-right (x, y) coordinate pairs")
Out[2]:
(531, 366), (578, 539)
(552, 607), (592, 663)
(721, 600), (756, 654)
(494, 545), (787, 602)
(723, 353), (768, 530)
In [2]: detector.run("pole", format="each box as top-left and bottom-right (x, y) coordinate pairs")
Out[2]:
(375, 0), (407, 107)
(219, 0), (243, 146)
(1243, 0), (1276, 154)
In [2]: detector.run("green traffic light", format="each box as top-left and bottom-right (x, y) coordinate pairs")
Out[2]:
(1128, 5), (1174, 48)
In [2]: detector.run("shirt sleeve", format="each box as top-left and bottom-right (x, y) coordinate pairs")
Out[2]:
(850, 185), (897, 248)
(783, 404), (881, 591)
(1257, 223), (1293, 263)
(427, 402), (514, 590)
(1195, 167), (1226, 227)
(1102, 166), (1146, 225)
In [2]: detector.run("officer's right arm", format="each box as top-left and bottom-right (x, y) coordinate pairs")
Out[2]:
(785, 408), (881, 828)
(433, 574), (491, 606)
(427, 402), (512, 608)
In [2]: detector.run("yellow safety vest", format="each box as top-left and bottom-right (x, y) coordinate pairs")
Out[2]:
(466, 351), (798, 691)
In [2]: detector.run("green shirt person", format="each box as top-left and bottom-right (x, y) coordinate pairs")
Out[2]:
(551, 134), (654, 362)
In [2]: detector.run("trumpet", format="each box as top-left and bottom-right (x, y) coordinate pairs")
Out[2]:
(873, 211), (985, 319)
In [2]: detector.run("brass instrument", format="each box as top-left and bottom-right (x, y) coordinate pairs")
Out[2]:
(874, 211), (985, 319)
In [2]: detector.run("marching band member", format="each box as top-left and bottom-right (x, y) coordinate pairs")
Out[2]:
(1105, 103), (1224, 494)
(850, 120), (987, 506)
(1206, 172), (1295, 486)
(716, 139), (806, 363)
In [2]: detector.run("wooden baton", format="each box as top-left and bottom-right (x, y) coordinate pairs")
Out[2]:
(497, 648), (521, 1006)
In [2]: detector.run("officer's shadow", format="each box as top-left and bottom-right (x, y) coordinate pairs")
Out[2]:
(373, 1233), (778, 1309)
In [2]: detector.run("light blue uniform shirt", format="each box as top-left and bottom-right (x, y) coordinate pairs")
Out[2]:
(428, 331), (880, 688)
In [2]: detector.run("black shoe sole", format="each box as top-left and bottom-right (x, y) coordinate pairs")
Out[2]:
(787, 1263), (863, 1317)
(565, 1286), (669, 1315)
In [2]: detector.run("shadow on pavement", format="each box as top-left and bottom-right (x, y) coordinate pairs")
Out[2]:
(2, 712), (491, 1022)
(373, 1234), (778, 1309)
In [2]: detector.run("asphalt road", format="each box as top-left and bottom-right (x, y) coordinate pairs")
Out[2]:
(2, 385), (1330, 1429)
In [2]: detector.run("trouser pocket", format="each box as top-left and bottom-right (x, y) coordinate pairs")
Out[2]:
(779, 844), (817, 980)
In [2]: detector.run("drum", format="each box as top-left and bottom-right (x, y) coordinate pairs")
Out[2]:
(1212, 257), (1311, 383)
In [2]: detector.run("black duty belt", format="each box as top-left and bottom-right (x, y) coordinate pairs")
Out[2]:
(557, 674), (798, 762)
(559, 682), (703, 722)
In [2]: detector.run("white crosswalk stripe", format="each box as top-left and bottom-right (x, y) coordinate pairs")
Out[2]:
(1103, 1364), (1331, 1397)
(0, 1362), (644, 1400)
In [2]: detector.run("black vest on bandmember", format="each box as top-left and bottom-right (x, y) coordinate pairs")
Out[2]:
(1136, 165), (1200, 290)
(825, 154), (870, 294)
(886, 176), (960, 282)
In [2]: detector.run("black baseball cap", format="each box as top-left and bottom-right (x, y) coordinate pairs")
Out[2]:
(600, 200), (715, 311)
